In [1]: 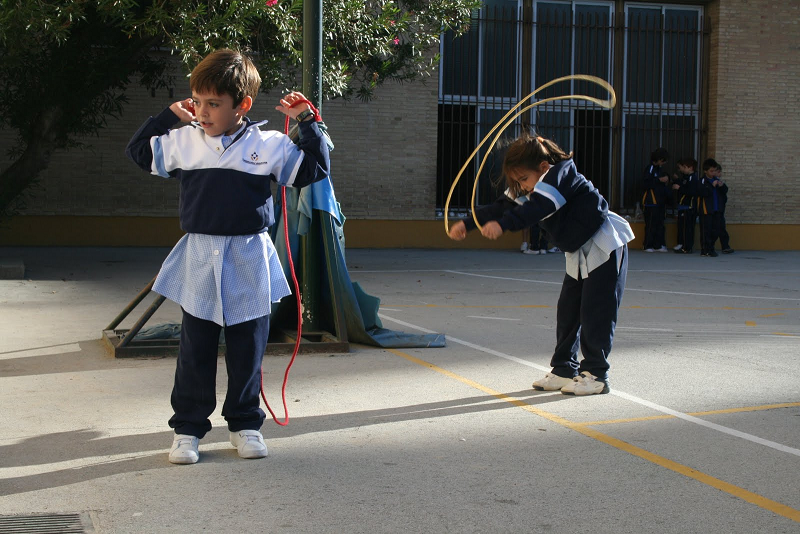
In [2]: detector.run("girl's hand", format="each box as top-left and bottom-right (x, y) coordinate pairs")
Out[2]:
(276, 91), (312, 120)
(170, 98), (196, 123)
(481, 221), (503, 240)
(448, 220), (467, 241)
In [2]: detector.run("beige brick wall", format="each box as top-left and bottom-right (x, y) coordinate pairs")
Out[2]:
(2, 60), (438, 221)
(707, 0), (800, 224)
(3, 0), (798, 228)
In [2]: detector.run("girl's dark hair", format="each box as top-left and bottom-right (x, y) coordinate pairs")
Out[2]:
(501, 132), (572, 195)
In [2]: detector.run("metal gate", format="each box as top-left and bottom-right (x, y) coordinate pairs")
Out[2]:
(437, 1), (709, 217)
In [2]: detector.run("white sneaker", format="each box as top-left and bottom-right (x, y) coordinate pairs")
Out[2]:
(523, 248), (541, 255)
(656, 246), (668, 253)
(520, 242), (529, 253)
(532, 372), (574, 391)
(547, 247), (560, 253)
(560, 371), (610, 396)
(673, 244), (683, 251)
(169, 434), (199, 464)
(230, 430), (268, 459)
(539, 249), (548, 255)
(644, 248), (655, 252)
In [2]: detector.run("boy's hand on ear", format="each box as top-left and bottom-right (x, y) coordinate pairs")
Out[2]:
(170, 98), (196, 123)
(276, 91), (312, 120)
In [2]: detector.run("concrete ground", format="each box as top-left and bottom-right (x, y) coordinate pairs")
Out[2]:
(1, 246), (799, 533)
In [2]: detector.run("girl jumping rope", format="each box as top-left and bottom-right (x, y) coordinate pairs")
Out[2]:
(448, 133), (634, 395)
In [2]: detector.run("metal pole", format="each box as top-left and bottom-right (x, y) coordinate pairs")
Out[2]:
(300, 0), (323, 331)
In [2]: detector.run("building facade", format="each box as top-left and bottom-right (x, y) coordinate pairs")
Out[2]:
(1, 0), (798, 249)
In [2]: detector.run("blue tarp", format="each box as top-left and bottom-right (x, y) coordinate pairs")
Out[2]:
(269, 178), (445, 349)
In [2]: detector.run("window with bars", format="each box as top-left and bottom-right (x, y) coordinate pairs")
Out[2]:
(437, 1), (707, 217)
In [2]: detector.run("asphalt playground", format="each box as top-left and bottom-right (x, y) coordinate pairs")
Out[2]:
(1, 246), (799, 533)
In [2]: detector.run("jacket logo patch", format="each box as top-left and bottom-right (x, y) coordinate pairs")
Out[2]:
(242, 152), (269, 166)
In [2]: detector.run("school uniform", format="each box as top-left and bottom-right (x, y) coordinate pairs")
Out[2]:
(126, 108), (330, 438)
(674, 172), (698, 252)
(463, 159), (633, 382)
(697, 176), (729, 255)
(641, 163), (669, 250)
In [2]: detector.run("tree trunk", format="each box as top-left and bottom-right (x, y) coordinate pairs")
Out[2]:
(0, 106), (63, 216)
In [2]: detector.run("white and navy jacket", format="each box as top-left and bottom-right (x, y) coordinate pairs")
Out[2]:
(464, 159), (607, 253)
(126, 108), (330, 235)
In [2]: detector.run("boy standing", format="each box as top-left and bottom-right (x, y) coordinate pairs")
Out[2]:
(641, 147), (670, 252)
(126, 49), (330, 464)
(672, 158), (699, 253)
(697, 158), (729, 257)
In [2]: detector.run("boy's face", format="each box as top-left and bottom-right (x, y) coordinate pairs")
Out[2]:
(191, 91), (251, 137)
(678, 163), (694, 175)
(654, 158), (667, 166)
(705, 167), (720, 179)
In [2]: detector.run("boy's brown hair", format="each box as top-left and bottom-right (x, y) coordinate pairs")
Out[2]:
(190, 49), (261, 107)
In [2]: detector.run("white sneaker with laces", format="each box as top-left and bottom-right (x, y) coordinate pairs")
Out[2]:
(520, 242), (529, 253)
(560, 371), (610, 396)
(656, 246), (668, 253)
(532, 372), (574, 391)
(547, 247), (561, 253)
(230, 430), (268, 459)
(523, 248), (541, 255)
(673, 244), (683, 251)
(169, 434), (199, 464)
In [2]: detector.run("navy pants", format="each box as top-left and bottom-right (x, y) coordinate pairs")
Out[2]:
(169, 309), (269, 438)
(675, 207), (696, 251)
(643, 205), (665, 249)
(549, 246), (628, 382)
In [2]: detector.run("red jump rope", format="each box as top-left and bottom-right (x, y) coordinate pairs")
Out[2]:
(260, 98), (323, 426)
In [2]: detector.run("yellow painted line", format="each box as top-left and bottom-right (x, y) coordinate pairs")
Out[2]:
(760, 313), (785, 317)
(746, 321), (757, 326)
(771, 332), (798, 337)
(584, 402), (800, 426)
(387, 348), (800, 523)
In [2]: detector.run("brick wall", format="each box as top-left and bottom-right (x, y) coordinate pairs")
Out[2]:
(707, 0), (800, 224)
(2, 0), (798, 228)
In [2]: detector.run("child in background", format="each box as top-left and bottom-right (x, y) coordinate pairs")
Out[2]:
(641, 147), (670, 252)
(672, 158), (699, 254)
(521, 222), (549, 254)
(448, 133), (633, 395)
(126, 49), (331, 464)
(697, 158), (728, 257)
(716, 164), (734, 254)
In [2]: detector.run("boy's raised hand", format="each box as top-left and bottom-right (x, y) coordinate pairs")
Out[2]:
(276, 91), (313, 120)
(448, 220), (467, 241)
(170, 98), (196, 123)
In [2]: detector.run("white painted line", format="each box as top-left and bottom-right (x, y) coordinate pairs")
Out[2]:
(445, 270), (800, 302)
(0, 343), (82, 360)
(467, 316), (520, 321)
(379, 313), (800, 458)
(0, 441), (234, 479)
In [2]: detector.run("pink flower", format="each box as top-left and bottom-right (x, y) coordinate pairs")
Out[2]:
(266, 0), (278, 6)
(393, 37), (400, 45)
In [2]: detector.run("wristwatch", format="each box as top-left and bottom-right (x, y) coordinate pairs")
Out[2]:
(296, 110), (316, 122)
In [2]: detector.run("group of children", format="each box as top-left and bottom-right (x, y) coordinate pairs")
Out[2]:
(125, 47), (736, 465)
(641, 148), (734, 257)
